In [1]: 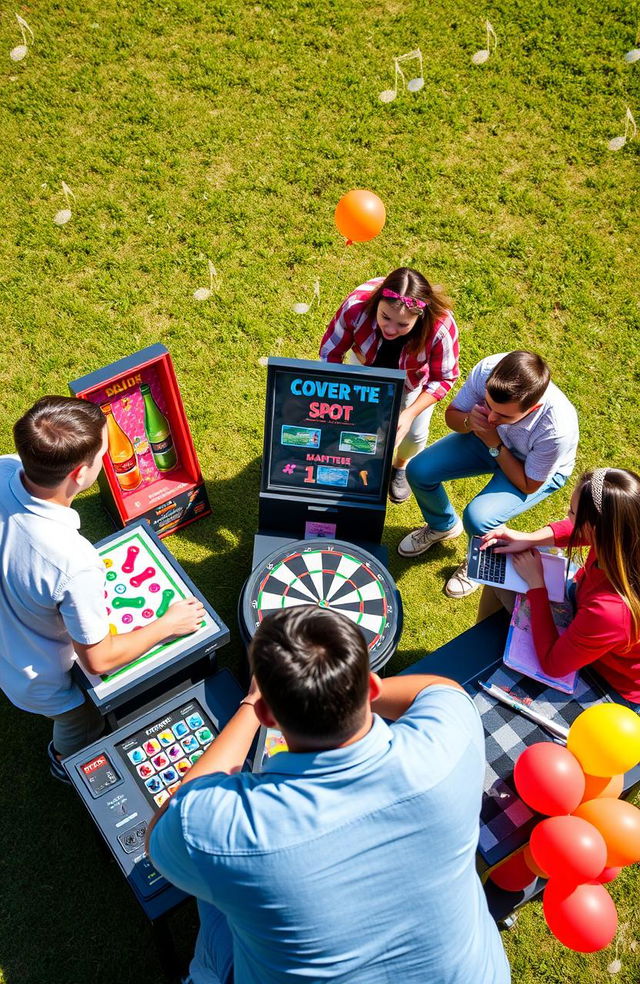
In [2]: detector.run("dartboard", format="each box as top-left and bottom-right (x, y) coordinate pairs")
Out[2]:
(240, 540), (402, 672)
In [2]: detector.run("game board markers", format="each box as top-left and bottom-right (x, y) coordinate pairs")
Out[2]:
(156, 588), (175, 617)
(130, 566), (155, 587)
(112, 596), (146, 609)
(477, 681), (569, 741)
(122, 545), (140, 573)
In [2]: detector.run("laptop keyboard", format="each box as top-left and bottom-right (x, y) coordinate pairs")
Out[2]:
(476, 547), (507, 584)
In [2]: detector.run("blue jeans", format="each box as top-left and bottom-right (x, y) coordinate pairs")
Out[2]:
(406, 432), (567, 536)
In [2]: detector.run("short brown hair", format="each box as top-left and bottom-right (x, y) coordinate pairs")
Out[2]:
(486, 351), (550, 410)
(249, 606), (370, 743)
(14, 396), (106, 487)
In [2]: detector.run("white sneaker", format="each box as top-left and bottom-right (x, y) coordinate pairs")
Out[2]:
(398, 519), (464, 557)
(445, 559), (480, 599)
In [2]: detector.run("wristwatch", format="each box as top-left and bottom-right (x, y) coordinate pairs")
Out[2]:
(488, 442), (504, 458)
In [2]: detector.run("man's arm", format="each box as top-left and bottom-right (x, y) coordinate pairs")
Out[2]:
(445, 406), (474, 434)
(73, 598), (205, 675)
(447, 404), (543, 495)
(486, 444), (543, 495)
(372, 673), (464, 721)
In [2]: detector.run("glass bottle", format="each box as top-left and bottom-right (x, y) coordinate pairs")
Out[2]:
(140, 384), (178, 471)
(101, 404), (141, 491)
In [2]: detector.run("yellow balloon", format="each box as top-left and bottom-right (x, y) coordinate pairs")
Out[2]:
(568, 704), (640, 777)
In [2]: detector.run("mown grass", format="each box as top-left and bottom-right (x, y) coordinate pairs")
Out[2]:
(1, 0), (639, 981)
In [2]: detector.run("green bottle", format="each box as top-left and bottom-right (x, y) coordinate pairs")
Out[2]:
(140, 384), (178, 471)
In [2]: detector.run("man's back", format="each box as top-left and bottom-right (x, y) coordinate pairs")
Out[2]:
(151, 685), (509, 984)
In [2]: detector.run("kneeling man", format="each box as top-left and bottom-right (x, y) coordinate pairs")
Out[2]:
(398, 350), (578, 599)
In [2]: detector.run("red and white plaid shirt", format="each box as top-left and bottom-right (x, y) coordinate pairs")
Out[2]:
(320, 278), (460, 398)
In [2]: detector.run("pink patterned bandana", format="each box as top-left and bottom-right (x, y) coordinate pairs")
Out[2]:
(381, 288), (427, 309)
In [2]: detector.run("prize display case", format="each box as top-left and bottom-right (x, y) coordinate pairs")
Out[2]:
(69, 345), (210, 537)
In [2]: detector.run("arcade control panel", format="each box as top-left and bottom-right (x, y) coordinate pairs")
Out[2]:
(64, 671), (243, 919)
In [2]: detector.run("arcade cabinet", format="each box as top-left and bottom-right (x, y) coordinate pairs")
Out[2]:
(63, 521), (241, 973)
(238, 357), (406, 678)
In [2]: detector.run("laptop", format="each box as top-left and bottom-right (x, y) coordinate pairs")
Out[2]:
(467, 536), (568, 603)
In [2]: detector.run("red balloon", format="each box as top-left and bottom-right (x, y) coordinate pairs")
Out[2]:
(514, 743), (585, 815)
(543, 879), (618, 952)
(574, 798), (640, 868)
(489, 849), (538, 891)
(530, 816), (607, 884)
(334, 190), (386, 244)
(596, 866), (622, 884)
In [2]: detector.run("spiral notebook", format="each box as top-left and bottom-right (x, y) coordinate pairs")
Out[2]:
(503, 593), (577, 694)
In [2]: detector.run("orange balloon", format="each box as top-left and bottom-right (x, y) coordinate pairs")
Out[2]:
(334, 190), (386, 244)
(523, 842), (548, 878)
(580, 772), (624, 804)
(574, 798), (640, 868)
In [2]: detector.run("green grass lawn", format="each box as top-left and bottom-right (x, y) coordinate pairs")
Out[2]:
(1, 0), (639, 980)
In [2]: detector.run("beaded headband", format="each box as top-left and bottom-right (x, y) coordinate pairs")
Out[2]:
(381, 288), (428, 310)
(590, 468), (608, 513)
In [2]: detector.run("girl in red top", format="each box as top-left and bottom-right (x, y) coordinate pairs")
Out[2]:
(320, 268), (459, 503)
(480, 468), (640, 703)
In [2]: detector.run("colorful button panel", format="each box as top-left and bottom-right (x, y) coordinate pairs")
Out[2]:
(120, 702), (216, 810)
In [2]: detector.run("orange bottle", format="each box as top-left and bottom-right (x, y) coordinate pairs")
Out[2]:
(101, 404), (141, 491)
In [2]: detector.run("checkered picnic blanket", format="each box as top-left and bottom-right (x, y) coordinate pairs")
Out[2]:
(471, 666), (611, 856)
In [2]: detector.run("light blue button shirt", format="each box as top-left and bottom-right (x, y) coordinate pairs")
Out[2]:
(150, 686), (510, 984)
(0, 455), (108, 715)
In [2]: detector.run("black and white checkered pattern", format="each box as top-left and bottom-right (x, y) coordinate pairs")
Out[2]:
(471, 666), (611, 855)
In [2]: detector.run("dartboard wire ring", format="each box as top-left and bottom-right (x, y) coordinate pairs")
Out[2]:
(241, 540), (401, 671)
(256, 550), (388, 634)
(256, 549), (388, 645)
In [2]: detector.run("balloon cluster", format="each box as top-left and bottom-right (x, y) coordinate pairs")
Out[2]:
(489, 704), (640, 953)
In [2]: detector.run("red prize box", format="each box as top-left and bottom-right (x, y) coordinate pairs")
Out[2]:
(69, 344), (210, 537)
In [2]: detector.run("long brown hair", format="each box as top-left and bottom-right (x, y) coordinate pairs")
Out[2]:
(363, 267), (453, 356)
(569, 468), (640, 638)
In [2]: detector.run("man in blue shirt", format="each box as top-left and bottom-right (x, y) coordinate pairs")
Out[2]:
(147, 606), (510, 984)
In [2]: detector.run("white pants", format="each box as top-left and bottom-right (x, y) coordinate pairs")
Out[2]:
(344, 351), (434, 464)
(396, 386), (435, 463)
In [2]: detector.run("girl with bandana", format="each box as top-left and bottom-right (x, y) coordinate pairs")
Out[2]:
(320, 268), (459, 504)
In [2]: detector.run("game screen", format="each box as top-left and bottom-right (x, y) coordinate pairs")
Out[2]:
(96, 526), (213, 684)
(117, 697), (217, 809)
(264, 362), (400, 501)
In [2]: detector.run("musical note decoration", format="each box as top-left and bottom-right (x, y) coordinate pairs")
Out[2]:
(472, 21), (497, 65)
(292, 279), (320, 315)
(193, 260), (218, 301)
(608, 107), (637, 151)
(9, 14), (33, 62)
(624, 47), (640, 63)
(53, 182), (75, 226)
(379, 50), (424, 104)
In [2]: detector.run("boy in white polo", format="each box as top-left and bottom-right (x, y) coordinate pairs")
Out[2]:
(0, 396), (204, 778)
